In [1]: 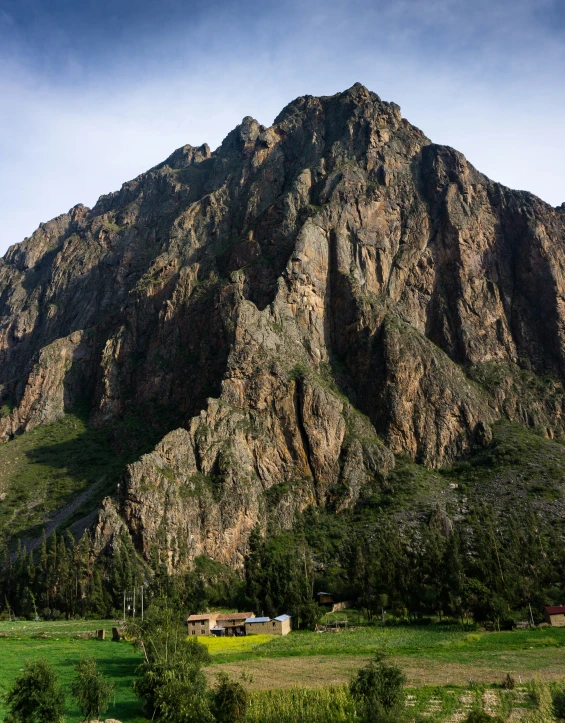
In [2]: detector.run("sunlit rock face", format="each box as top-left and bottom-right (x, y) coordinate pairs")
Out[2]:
(2, 84), (565, 569)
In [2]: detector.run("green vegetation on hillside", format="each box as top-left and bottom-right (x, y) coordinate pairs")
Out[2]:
(0, 405), (175, 545)
(2, 416), (565, 636)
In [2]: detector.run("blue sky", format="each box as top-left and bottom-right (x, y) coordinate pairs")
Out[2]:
(1, 0), (564, 254)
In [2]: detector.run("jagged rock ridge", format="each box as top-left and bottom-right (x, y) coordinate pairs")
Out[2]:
(1, 83), (565, 568)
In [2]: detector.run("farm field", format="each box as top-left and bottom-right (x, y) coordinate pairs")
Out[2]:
(204, 624), (565, 690)
(204, 624), (565, 662)
(1, 620), (565, 721)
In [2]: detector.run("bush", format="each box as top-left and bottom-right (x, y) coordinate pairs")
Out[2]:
(553, 688), (565, 720)
(70, 657), (114, 722)
(149, 663), (214, 723)
(3, 659), (65, 723)
(350, 654), (406, 723)
(211, 672), (248, 723)
(501, 673), (516, 690)
(464, 711), (505, 723)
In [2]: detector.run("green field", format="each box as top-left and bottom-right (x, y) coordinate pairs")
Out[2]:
(205, 624), (565, 663)
(0, 621), (143, 722)
(1, 620), (565, 721)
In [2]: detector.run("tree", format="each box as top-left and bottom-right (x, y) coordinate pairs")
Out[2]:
(3, 659), (65, 723)
(211, 672), (249, 723)
(145, 660), (214, 723)
(350, 654), (406, 723)
(131, 600), (213, 721)
(70, 658), (114, 722)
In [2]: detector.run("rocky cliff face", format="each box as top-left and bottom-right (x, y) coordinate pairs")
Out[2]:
(2, 84), (565, 568)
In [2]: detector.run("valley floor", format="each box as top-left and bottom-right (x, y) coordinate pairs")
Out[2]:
(0, 620), (564, 721)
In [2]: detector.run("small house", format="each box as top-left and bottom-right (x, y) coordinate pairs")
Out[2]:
(186, 611), (255, 636)
(187, 613), (218, 636)
(544, 606), (565, 627)
(316, 592), (334, 605)
(245, 614), (291, 635)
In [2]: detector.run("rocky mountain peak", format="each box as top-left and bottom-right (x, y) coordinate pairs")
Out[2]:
(1, 85), (564, 570)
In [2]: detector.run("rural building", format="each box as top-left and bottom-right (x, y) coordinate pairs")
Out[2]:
(544, 606), (565, 627)
(187, 613), (218, 636)
(215, 612), (253, 636)
(245, 614), (292, 635)
(316, 592), (334, 605)
(187, 612), (255, 636)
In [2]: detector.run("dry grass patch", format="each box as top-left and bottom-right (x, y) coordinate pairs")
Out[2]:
(207, 649), (565, 691)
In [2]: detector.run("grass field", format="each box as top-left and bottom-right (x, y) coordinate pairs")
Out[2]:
(1, 620), (565, 721)
(0, 636), (144, 722)
(206, 624), (565, 663)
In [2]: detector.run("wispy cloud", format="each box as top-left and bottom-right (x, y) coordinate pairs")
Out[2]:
(1, 0), (563, 253)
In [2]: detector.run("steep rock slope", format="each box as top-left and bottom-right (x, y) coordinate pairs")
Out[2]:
(1, 84), (565, 567)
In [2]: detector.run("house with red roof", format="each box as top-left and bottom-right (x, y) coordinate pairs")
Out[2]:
(544, 606), (565, 627)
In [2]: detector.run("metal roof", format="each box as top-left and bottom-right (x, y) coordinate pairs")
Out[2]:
(274, 614), (291, 622)
(316, 592), (332, 596)
(546, 606), (565, 615)
(246, 616), (270, 623)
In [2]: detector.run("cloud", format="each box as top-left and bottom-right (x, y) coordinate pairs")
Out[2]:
(0, 0), (563, 253)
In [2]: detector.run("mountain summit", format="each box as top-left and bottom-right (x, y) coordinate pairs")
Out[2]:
(1, 85), (564, 567)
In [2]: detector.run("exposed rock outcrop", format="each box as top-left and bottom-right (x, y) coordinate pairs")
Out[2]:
(2, 83), (564, 567)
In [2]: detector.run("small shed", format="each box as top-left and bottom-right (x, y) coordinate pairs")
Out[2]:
(544, 606), (565, 627)
(316, 592), (334, 605)
(273, 614), (292, 635)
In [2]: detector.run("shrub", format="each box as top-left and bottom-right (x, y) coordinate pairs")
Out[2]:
(501, 673), (516, 690)
(553, 688), (565, 720)
(3, 659), (65, 723)
(211, 672), (248, 723)
(350, 654), (406, 723)
(70, 657), (114, 722)
(464, 711), (505, 723)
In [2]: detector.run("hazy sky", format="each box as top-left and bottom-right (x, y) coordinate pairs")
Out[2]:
(1, 0), (564, 254)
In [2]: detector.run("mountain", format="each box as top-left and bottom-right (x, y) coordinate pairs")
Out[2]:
(1, 83), (565, 570)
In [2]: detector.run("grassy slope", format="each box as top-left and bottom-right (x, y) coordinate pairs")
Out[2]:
(359, 421), (565, 525)
(1, 393), (565, 548)
(0, 407), (171, 546)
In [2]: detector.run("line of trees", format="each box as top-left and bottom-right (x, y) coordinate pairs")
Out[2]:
(1, 500), (564, 627)
(308, 502), (565, 628)
(0, 529), (143, 620)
